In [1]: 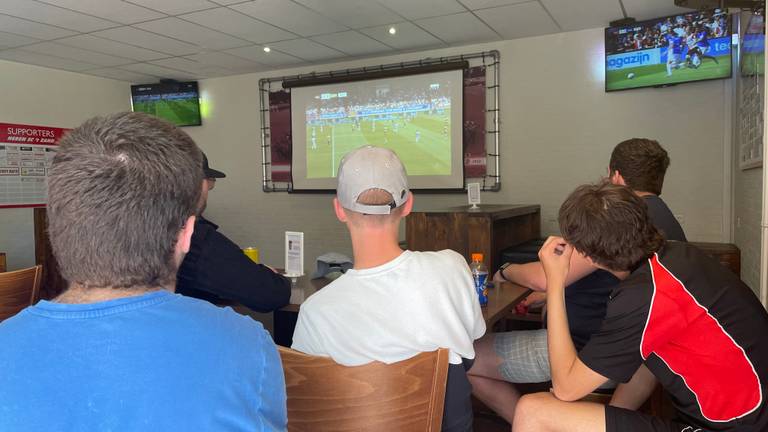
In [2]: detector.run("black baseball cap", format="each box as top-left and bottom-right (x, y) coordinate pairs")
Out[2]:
(202, 152), (226, 179)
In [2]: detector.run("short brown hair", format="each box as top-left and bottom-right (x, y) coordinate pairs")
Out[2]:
(344, 188), (405, 226)
(47, 112), (202, 289)
(559, 181), (664, 271)
(609, 138), (670, 195)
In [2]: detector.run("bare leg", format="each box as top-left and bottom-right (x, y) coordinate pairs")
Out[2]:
(610, 364), (657, 410)
(468, 334), (521, 423)
(513, 392), (606, 432)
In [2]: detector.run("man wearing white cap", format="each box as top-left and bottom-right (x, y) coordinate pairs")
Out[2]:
(292, 146), (486, 432)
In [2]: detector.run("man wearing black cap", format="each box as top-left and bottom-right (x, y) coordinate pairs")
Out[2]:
(176, 153), (291, 312)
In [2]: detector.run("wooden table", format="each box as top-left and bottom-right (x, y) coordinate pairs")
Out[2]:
(406, 205), (540, 273)
(273, 275), (531, 346)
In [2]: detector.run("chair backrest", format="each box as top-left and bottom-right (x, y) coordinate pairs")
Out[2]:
(278, 347), (449, 432)
(0, 265), (42, 322)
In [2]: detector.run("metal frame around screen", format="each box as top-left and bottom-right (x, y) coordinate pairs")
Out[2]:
(258, 50), (502, 193)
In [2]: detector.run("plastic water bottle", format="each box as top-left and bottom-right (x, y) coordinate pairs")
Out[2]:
(470, 253), (488, 307)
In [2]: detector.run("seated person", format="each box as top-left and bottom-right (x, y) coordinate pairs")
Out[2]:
(291, 146), (486, 432)
(469, 138), (686, 421)
(0, 113), (286, 431)
(514, 181), (768, 432)
(176, 153), (290, 312)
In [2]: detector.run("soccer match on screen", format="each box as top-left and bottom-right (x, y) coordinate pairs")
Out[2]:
(304, 76), (453, 178)
(131, 89), (201, 127)
(605, 9), (732, 91)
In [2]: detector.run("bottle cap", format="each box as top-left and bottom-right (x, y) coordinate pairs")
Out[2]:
(471, 253), (483, 262)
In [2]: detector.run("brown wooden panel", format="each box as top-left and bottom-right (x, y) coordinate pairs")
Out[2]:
(0, 265), (41, 321)
(34, 208), (67, 299)
(689, 242), (741, 277)
(0, 253), (5, 273)
(279, 347), (449, 432)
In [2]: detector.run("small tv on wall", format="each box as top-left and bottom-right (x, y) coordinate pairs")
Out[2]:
(605, 9), (732, 91)
(741, 11), (764, 76)
(131, 81), (202, 127)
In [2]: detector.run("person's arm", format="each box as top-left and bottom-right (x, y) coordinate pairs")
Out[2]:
(494, 250), (599, 291)
(539, 237), (610, 401)
(255, 328), (288, 430)
(184, 225), (291, 312)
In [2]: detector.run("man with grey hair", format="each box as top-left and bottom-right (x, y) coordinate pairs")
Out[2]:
(292, 145), (486, 432)
(0, 112), (286, 431)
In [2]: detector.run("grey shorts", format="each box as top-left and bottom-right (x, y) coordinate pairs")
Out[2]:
(493, 329), (551, 383)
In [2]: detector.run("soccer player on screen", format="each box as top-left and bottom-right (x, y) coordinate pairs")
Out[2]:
(665, 30), (684, 77)
(415, 130), (421, 143)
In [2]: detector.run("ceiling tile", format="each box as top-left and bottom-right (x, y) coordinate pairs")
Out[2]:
(93, 27), (201, 56)
(124, 0), (219, 15)
(135, 17), (251, 50)
(209, 0), (248, 4)
(375, 0), (466, 20)
(540, 0), (623, 31)
(120, 62), (199, 80)
(458, 0), (531, 9)
(0, 14), (76, 39)
(475, 2), (560, 39)
(55, 35), (168, 61)
(311, 31), (392, 56)
(21, 42), (134, 67)
(269, 39), (348, 62)
(36, 0), (164, 24)
(415, 12), (500, 44)
(0, 0), (117, 32)
(360, 22), (443, 50)
(224, 45), (306, 67)
(294, 0), (402, 28)
(179, 7), (296, 43)
(231, 0), (348, 37)
(150, 57), (239, 76)
(621, 0), (694, 22)
(0, 31), (40, 49)
(85, 67), (160, 83)
(183, 51), (265, 71)
(0, 49), (100, 71)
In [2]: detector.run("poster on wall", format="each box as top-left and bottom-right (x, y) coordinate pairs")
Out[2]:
(0, 122), (69, 208)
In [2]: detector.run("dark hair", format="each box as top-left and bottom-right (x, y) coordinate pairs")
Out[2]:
(47, 112), (202, 289)
(609, 138), (670, 195)
(559, 181), (664, 271)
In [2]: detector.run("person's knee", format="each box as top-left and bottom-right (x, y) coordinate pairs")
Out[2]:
(514, 392), (555, 429)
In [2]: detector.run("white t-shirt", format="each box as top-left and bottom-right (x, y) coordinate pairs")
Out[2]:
(292, 249), (486, 366)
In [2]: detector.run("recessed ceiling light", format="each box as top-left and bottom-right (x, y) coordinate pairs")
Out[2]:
(388, 27), (396, 35)
(263, 46), (271, 53)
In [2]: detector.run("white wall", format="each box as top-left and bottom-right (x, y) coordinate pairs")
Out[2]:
(0, 59), (130, 271)
(188, 27), (730, 272)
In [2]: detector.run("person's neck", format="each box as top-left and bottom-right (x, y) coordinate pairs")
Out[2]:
(348, 226), (404, 270)
(54, 284), (170, 304)
(634, 190), (656, 197)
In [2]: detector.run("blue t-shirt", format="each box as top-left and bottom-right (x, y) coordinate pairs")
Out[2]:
(0, 290), (286, 431)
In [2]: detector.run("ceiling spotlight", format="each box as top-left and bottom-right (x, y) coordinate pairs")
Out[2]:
(263, 46), (271, 53)
(388, 26), (396, 35)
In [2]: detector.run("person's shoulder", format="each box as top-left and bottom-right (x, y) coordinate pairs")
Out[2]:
(410, 249), (467, 267)
(169, 294), (269, 339)
(299, 275), (353, 312)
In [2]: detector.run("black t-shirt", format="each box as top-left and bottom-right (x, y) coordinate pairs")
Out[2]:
(565, 195), (686, 349)
(579, 242), (768, 431)
(644, 194), (687, 242)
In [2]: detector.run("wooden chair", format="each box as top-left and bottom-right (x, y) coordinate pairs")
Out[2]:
(278, 347), (449, 432)
(0, 265), (42, 322)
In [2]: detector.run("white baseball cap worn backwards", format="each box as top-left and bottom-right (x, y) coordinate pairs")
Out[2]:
(336, 145), (409, 215)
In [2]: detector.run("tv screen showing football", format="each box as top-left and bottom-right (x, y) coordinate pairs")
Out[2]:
(131, 81), (202, 127)
(290, 69), (464, 190)
(605, 9), (732, 91)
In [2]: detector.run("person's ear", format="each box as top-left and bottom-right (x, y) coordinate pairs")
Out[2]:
(610, 170), (627, 186)
(333, 198), (348, 223)
(401, 192), (414, 217)
(177, 215), (196, 255)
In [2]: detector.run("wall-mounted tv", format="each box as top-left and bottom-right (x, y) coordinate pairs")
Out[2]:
(741, 11), (764, 76)
(130, 81), (202, 127)
(605, 9), (732, 91)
